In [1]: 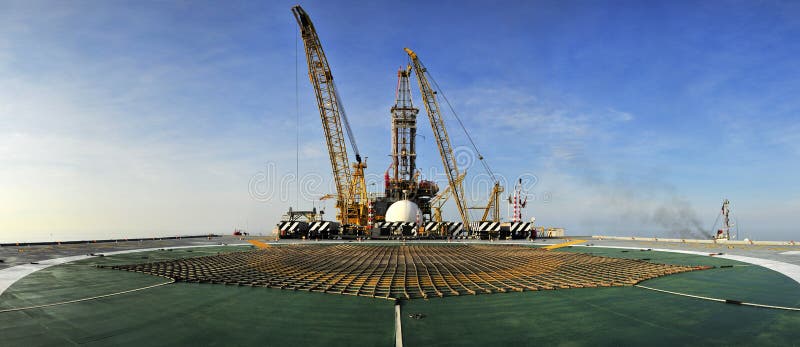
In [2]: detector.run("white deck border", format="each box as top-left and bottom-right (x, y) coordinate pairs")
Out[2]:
(572, 244), (800, 285)
(0, 244), (248, 297)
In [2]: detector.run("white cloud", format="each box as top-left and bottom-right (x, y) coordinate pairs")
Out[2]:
(607, 108), (634, 122)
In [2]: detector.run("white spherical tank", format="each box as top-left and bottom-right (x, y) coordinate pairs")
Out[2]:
(385, 200), (420, 223)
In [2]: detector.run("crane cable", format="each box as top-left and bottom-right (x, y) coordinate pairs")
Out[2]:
(295, 25), (300, 207)
(708, 213), (722, 239)
(332, 80), (361, 161)
(412, 57), (495, 181)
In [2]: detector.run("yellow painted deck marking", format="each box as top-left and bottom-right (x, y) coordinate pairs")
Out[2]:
(247, 240), (271, 249)
(542, 239), (587, 250)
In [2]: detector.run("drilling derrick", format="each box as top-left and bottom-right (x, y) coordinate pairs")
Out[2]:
(370, 67), (438, 228)
(385, 66), (437, 222)
(390, 66), (418, 184)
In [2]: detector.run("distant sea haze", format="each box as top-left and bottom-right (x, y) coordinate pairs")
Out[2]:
(0, 230), (267, 244)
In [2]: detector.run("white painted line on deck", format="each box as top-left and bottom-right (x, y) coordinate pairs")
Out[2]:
(0, 277), (175, 313)
(0, 243), (248, 297)
(635, 284), (800, 311)
(395, 302), (403, 347)
(573, 244), (800, 286)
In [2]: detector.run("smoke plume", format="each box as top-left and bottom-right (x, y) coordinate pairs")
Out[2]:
(650, 197), (713, 239)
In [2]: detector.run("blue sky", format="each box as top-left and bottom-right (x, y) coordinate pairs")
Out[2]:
(1, 0), (799, 242)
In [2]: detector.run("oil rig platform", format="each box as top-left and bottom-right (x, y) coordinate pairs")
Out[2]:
(277, 6), (541, 241)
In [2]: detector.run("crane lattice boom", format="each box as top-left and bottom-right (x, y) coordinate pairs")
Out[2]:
(405, 48), (472, 231)
(293, 6), (366, 227)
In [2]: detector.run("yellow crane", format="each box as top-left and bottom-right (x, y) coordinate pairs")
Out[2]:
(431, 171), (502, 225)
(405, 48), (472, 232)
(406, 48), (505, 236)
(479, 182), (504, 222)
(430, 172), (466, 223)
(293, 6), (367, 234)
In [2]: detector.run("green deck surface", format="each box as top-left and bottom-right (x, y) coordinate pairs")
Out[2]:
(402, 247), (800, 346)
(1, 246), (394, 346)
(1, 247), (249, 309)
(2, 245), (798, 346)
